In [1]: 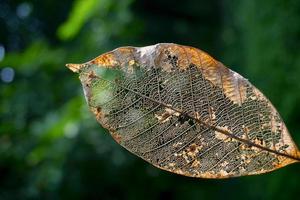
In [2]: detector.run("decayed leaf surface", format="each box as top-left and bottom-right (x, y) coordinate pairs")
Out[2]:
(67, 43), (300, 178)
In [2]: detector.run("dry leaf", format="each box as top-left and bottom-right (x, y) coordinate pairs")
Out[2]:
(66, 43), (300, 178)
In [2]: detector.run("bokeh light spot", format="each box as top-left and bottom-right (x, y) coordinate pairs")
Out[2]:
(1, 67), (15, 83)
(64, 122), (79, 138)
(16, 2), (32, 19)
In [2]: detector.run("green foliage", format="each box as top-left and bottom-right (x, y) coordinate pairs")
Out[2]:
(0, 0), (299, 199)
(57, 0), (104, 40)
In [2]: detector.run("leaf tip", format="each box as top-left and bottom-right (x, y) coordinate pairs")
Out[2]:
(66, 63), (84, 73)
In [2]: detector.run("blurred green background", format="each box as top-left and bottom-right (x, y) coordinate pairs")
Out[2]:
(1, 0), (300, 199)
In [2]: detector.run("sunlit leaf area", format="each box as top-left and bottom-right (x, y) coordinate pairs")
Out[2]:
(1, 0), (300, 199)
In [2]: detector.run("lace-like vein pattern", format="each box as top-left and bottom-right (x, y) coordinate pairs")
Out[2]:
(74, 43), (299, 178)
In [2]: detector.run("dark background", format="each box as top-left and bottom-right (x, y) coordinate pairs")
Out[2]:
(1, 0), (300, 199)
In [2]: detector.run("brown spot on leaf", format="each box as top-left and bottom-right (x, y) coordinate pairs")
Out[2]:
(88, 71), (97, 79)
(91, 52), (119, 68)
(187, 143), (202, 158)
(189, 143), (197, 152)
